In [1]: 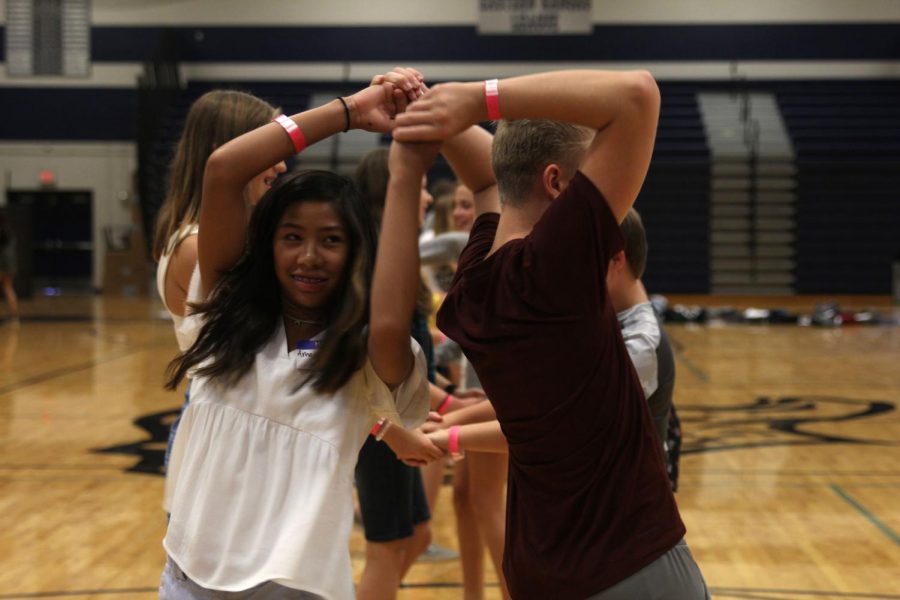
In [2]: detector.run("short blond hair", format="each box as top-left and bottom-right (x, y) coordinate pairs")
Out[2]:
(491, 119), (592, 206)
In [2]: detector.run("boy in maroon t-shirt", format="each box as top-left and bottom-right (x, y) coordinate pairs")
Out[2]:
(395, 71), (708, 599)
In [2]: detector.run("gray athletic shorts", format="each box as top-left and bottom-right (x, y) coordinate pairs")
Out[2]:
(586, 539), (710, 600)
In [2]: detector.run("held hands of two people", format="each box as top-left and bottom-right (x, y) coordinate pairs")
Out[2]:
(354, 69), (484, 143)
(419, 410), (443, 435)
(350, 67), (426, 133)
(393, 81), (484, 142)
(393, 427), (445, 467)
(426, 429), (450, 452)
(355, 67), (468, 175)
(352, 69), (487, 157)
(352, 66), (440, 181)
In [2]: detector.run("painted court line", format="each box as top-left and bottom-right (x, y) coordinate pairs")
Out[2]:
(672, 351), (710, 382)
(0, 341), (167, 396)
(831, 483), (900, 546)
(712, 587), (900, 598)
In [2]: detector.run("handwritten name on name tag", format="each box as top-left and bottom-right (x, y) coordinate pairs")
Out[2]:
(295, 340), (318, 369)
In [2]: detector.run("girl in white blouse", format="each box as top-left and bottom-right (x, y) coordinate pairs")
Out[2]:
(160, 69), (437, 600)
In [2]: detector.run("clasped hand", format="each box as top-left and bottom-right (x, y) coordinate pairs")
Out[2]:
(349, 67), (427, 133)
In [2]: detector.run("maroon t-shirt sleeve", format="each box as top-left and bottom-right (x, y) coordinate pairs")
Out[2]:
(523, 171), (624, 314)
(453, 212), (499, 274)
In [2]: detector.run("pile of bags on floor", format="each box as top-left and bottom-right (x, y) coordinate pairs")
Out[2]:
(649, 296), (896, 327)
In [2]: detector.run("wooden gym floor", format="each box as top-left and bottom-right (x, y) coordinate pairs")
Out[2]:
(0, 295), (897, 600)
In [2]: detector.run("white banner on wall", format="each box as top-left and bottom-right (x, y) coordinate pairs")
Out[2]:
(479, 0), (593, 35)
(6, 0), (91, 77)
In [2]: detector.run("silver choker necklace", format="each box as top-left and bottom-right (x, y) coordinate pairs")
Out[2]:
(285, 314), (324, 327)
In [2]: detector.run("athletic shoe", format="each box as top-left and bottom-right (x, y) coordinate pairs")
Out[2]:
(417, 543), (460, 562)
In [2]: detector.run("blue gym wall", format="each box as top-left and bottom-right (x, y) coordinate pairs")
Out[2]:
(1, 0), (898, 294)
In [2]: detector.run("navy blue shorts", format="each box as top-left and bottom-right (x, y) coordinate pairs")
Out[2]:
(355, 435), (431, 542)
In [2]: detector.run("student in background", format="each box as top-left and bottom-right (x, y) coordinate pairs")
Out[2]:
(0, 213), (19, 324)
(605, 208), (681, 491)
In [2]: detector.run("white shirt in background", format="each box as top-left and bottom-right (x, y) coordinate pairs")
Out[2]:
(617, 301), (661, 399)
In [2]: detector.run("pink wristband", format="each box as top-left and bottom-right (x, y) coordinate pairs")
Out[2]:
(448, 425), (464, 461)
(273, 114), (306, 153)
(484, 79), (501, 120)
(437, 394), (454, 416)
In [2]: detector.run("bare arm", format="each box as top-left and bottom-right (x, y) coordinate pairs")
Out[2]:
(428, 420), (508, 454)
(164, 234), (197, 317)
(427, 382), (484, 413)
(199, 69), (425, 296)
(439, 398), (497, 427)
(394, 70), (660, 222)
(381, 423), (444, 466)
(368, 140), (441, 387)
(440, 125), (499, 216)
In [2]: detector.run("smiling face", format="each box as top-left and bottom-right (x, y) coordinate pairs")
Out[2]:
(273, 200), (350, 318)
(451, 184), (475, 232)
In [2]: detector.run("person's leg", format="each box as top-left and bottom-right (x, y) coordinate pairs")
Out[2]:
(356, 437), (422, 600)
(357, 537), (409, 600)
(585, 539), (710, 600)
(0, 275), (18, 320)
(421, 458), (444, 513)
(453, 459), (485, 600)
(399, 519), (432, 574)
(467, 451), (511, 600)
(399, 468), (432, 576)
(417, 459), (460, 562)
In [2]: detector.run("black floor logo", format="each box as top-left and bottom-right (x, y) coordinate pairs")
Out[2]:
(93, 395), (896, 475)
(92, 408), (179, 476)
(678, 396), (897, 454)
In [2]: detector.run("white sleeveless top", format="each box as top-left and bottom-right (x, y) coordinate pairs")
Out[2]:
(163, 323), (429, 599)
(156, 225), (201, 352)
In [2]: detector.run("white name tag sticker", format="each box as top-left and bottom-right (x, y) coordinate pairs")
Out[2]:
(295, 340), (318, 370)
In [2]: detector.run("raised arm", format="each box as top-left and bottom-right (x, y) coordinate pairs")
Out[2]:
(440, 125), (499, 216)
(368, 139), (441, 387)
(394, 70), (660, 222)
(199, 69), (425, 296)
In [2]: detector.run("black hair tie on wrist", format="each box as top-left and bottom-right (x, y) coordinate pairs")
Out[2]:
(336, 96), (351, 132)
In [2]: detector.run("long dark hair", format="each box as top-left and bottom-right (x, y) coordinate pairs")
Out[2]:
(165, 170), (378, 394)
